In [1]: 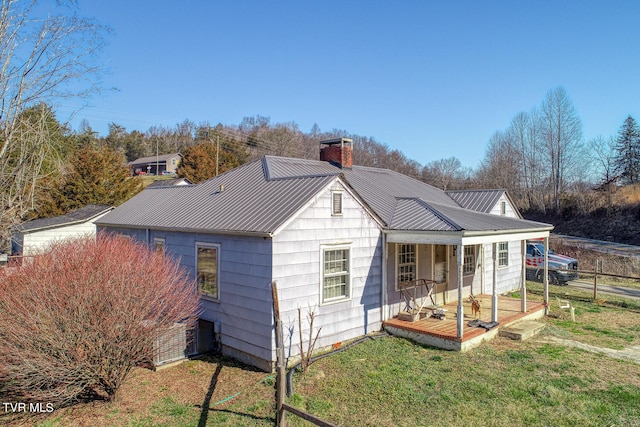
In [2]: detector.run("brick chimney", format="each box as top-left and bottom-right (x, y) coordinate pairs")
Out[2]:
(319, 138), (353, 168)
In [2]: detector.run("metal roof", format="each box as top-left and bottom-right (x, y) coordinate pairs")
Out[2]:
(16, 205), (113, 233)
(97, 158), (336, 235)
(341, 165), (459, 225)
(98, 155), (552, 236)
(389, 199), (459, 231)
(446, 189), (523, 219)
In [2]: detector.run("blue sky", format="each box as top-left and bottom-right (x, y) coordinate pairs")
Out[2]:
(57, 1), (640, 168)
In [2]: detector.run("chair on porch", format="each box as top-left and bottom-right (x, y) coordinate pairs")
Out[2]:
(398, 279), (439, 321)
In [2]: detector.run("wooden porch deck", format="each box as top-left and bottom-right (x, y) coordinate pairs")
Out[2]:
(383, 294), (546, 351)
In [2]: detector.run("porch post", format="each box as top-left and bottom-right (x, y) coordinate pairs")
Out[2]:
(457, 244), (464, 339)
(544, 236), (549, 315)
(480, 245), (485, 295)
(521, 240), (527, 312)
(492, 242), (498, 322)
(381, 233), (388, 321)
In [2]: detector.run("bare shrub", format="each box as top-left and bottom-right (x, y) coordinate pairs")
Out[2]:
(297, 306), (321, 372)
(0, 233), (200, 407)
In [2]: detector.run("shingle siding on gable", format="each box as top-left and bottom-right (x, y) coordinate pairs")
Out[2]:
(488, 194), (519, 218)
(272, 181), (383, 357)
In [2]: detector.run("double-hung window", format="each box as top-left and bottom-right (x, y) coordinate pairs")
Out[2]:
(498, 242), (509, 267)
(322, 246), (350, 302)
(397, 244), (416, 285)
(463, 245), (475, 275)
(197, 243), (220, 299)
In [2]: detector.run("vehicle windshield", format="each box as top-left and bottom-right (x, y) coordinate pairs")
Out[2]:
(531, 243), (555, 256)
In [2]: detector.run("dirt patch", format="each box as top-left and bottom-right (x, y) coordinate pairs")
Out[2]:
(538, 336), (640, 364)
(3, 355), (276, 427)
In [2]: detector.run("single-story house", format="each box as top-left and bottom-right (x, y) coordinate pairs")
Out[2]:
(129, 153), (182, 176)
(97, 138), (553, 371)
(12, 204), (114, 256)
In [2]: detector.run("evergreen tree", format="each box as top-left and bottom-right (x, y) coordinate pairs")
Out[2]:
(614, 115), (640, 184)
(38, 144), (141, 215)
(177, 142), (240, 183)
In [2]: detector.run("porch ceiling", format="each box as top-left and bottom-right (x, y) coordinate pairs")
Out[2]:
(385, 228), (551, 245)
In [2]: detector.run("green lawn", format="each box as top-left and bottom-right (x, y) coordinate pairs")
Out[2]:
(16, 289), (640, 427)
(287, 293), (640, 427)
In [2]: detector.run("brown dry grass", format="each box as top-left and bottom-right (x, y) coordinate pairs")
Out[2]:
(615, 183), (640, 205)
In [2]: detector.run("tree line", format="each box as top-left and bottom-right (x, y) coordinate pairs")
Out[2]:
(3, 91), (638, 251)
(2, 0), (638, 251)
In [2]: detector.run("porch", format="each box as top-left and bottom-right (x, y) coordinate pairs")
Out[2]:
(383, 294), (546, 351)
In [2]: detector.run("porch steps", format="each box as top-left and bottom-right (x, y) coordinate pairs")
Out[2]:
(499, 320), (545, 341)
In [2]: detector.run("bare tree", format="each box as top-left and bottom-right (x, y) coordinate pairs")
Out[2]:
(540, 87), (584, 213)
(509, 109), (547, 211)
(589, 135), (618, 206)
(260, 122), (304, 157)
(0, 0), (108, 249)
(476, 130), (521, 196)
(422, 156), (465, 190)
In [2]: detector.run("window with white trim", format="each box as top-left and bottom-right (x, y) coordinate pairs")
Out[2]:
(331, 191), (343, 216)
(197, 243), (220, 299)
(500, 201), (506, 215)
(498, 242), (509, 267)
(463, 245), (475, 275)
(397, 244), (416, 284)
(322, 246), (350, 302)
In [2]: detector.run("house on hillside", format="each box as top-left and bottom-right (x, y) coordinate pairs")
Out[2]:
(97, 138), (553, 371)
(129, 153), (182, 176)
(12, 205), (113, 256)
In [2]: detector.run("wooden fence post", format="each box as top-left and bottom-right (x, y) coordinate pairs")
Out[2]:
(593, 259), (598, 300)
(272, 281), (286, 427)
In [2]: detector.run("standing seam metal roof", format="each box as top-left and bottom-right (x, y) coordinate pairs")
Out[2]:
(97, 158), (336, 234)
(97, 155), (552, 235)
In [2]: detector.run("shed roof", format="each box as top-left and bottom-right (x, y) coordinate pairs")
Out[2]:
(97, 155), (552, 236)
(16, 205), (113, 233)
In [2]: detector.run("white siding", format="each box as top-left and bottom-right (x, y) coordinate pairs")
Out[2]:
(273, 181), (383, 364)
(480, 240), (524, 295)
(489, 195), (520, 218)
(20, 216), (107, 256)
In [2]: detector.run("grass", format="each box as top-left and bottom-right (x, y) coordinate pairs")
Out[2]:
(289, 332), (640, 426)
(8, 289), (640, 427)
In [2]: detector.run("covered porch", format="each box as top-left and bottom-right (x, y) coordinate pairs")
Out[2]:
(383, 294), (546, 351)
(382, 226), (554, 349)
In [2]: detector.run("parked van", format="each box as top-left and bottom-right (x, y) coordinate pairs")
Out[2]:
(525, 241), (578, 285)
